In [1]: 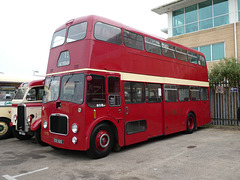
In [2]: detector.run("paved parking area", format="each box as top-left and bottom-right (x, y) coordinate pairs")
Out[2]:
(1, 127), (240, 180)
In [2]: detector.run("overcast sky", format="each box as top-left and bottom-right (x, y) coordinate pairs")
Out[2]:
(0, 0), (172, 76)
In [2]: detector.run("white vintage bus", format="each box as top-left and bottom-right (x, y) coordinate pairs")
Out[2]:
(11, 79), (46, 145)
(0, 74), (42, 139)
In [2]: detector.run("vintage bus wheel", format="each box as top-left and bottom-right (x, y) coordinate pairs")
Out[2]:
(0, 118), (12, 140)
(13, 128), (33, 140)
(87, 123), (114, 159)
(186, 113), (196, 134)
(34, 127), (48, 146)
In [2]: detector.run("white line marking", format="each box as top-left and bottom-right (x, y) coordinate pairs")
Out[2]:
(2, 167), (49, 180)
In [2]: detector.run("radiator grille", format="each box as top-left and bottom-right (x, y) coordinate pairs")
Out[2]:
(17, 105), (26, 131)
(50, 115), (68, 135)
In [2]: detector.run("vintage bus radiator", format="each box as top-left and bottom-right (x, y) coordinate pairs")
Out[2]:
(50, 115), (68, 135)
(17, 104), (26, 131)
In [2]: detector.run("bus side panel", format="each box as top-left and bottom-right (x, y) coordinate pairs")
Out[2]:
(198, 100), (211, 126)
(145, 102), (164, 137)
(164, 102), (186, 135)
(124, 103), (148, 146)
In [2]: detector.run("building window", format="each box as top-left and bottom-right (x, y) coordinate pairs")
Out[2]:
(212, 43), (225, 60)
(194, 42), (225, 61)
(200, 45), (211, 62)
(173, 8), (184, 36)
(238, 0), (240, 21)
(172, 0), (229, 36)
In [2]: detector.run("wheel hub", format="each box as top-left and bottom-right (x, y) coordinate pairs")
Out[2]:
(188, 117), (194, 130)
(0, 122), (8, 135)
(95, 130), (110, 151)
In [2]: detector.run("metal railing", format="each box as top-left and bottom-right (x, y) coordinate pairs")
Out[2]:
(210, 82), (240, 126)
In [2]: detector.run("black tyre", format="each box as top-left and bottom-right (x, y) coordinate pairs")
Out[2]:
(12, 128), (33, 140)
(34, 127), (48, 146)
(0, 118), (12, 140)
(237, 107), (240, 121)
(87, 123), (114, 159)
(186, 113), (196, 134)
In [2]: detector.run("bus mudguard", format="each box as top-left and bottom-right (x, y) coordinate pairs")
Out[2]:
(30, 118), (41, 131)
(85, 116), (124, 150)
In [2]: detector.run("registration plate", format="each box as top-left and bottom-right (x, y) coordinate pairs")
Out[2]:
(53, 138), (64, 144)
(19, 131), (25, 135)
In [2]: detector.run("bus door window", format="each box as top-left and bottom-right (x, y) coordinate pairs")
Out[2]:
(124, 81), (147, 145)
(87, 75), (106, 108)
(108, 77), (120, 107)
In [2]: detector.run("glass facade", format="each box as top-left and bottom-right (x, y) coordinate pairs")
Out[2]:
(194, 42), (225, 61)
(238, 0), (240, 21)
(172, 0), (229, 36)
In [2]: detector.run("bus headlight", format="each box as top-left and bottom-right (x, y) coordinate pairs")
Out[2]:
(27, 116), (33, 126)
(43, 121), (48, 129)
(71, 123), (78, 133)
(13, 114), (17, 122)
(72, 136), (78, 144)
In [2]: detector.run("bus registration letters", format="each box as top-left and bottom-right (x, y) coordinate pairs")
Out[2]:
(53, 138), (64, 144)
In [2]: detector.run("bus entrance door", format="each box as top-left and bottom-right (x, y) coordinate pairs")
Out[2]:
(107, 76), (123, 121)
(123, 82), (148, 146)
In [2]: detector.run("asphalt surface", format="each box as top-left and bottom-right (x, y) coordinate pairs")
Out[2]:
(0, 127), (240, 180)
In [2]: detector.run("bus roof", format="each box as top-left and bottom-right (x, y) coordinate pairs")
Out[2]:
(54, 15), (202, 55)
(20, 79), (44, 88)
(0, 74), (44, 84)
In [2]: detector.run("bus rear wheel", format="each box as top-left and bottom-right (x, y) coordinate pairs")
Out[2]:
(87, 123), (114, 159)
(0, 118), (12, 140)
(186, 113), (196, 134)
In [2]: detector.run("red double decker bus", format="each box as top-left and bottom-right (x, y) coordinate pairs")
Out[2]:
(41, 15), (210, 158)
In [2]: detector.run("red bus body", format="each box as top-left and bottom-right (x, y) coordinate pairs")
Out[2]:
(41, 15), (210, 158)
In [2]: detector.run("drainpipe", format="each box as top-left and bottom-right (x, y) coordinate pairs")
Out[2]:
(234, 22), (238, 61)
(234, 0), (238, 61)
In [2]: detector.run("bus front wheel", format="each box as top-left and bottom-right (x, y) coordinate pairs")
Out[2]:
(35, 127), (48, 146)
(186, 113), (196, 134)
(87, 123), (114, 159)
(0, 118), (12, 140)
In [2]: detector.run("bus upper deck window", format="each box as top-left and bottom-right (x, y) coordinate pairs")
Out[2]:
(145, 37), (161, 55)
(124, 30), (144, 50)
(94, 22), (122, 45)
(162, 43), (175, 59)
(188, 51), (198, 64)
(198, 55), (206, 66)
(67, 22), (88, 43)
(51, 29), (67, 48)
